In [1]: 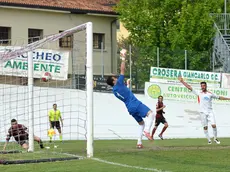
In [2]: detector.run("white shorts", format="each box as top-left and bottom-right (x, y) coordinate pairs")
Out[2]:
(200, 112), (216, 127)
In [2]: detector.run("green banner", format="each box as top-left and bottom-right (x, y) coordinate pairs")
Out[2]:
(0, 47), (69, 80)
(150, 67), (221, 86)
(145, 82), (230, 104)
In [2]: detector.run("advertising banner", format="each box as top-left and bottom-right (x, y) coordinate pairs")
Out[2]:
(0, 47), (69, 80)
(145, 82), (230, 104)
(150, 67), (221, 87)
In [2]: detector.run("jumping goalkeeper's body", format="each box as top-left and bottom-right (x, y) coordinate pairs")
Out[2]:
(106, 49), (155, 148)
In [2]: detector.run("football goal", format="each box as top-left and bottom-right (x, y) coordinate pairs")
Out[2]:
(0, 22), (93, 165)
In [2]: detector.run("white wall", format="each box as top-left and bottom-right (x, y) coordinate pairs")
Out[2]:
(1, 85), (230, 142)
(94, 92), (230, 140)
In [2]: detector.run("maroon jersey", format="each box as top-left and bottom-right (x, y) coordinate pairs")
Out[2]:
(156, 102), (165, 118)
(6, 124), (28, 142)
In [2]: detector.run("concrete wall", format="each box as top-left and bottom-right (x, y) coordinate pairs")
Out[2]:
(1, 85), (230, 142)
(0, 7), (117, 75)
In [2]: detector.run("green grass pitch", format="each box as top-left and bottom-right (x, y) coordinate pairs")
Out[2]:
(1, 138), (230, 172)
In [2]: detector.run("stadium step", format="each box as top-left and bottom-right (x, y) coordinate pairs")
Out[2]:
(223, 35), (230, 47)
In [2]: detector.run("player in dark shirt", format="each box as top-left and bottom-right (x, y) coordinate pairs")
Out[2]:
(151, 96), (169, 140)
(3, 119), (44, 151)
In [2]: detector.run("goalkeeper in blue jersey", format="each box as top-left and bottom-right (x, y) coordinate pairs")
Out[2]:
(106, 49), (155, 148)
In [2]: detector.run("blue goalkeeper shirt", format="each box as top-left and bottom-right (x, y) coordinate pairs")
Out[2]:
(113, 75), (141, 114)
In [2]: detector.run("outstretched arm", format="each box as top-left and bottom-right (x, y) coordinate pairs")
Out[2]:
(156, 105), (166, 112)
(219, 96), (230, 100)
(3, 141), (8, 151)
(178, 76), (193, 91)
(120, 49), (127, 75)
(3, 132), (11, 151)
(60, 116), (63, 128)
(211, 94), (230, 101)
(48, 111), (52, 128)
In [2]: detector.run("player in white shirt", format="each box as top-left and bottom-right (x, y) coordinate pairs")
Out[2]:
(126, 79), (131, 89)
(178, 76), (230, 144)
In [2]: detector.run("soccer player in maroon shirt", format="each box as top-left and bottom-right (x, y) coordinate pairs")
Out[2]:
(3, 119), (44, 151)
(151, 96), (168, 140)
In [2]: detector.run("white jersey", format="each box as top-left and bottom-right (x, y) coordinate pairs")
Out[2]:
(192, 90), (219, 113)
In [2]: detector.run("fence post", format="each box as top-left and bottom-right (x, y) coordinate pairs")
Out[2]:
(212, 50), (215, 72)
(101, 42), (104, 78)
(129, 45), (132, 91)
(157, 47), (160, 67)
(225, 0), (227, 35)
(185, 50), (187, 70)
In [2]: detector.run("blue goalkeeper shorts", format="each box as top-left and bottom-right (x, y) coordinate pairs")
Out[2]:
(129, 103), (150, 123)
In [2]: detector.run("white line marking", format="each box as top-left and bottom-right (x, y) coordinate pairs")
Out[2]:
(49, 152), (171, 172)
(92, 158), (171, 172)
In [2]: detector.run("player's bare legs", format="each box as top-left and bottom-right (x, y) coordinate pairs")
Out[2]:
(203, 126), (211, 144)
(137, 120), (145, 149)
(211, 124), (220, 144)
(158, 122), (168, 140)
(151, 126), (158, 139)
(57, 128), (63, 142)
(143, 110), (154, 140)
(21, 136), (44, 150)
(34, 135), (44, 148)
(22, 143), (29, 150)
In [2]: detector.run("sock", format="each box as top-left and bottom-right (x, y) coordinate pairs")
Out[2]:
(38, 139), (44, 148)
(59, 135), (63, 141)
(137, 123), (145, 145)
(151, 127), (157, 137)
(213, 128), (217, 140)
(144, 112), (155, 133)
(160, 126), (167, 136)
(204, 130), (210, 141)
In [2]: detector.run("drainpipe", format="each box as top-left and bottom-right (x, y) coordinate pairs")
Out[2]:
(111, 19), (117, 74)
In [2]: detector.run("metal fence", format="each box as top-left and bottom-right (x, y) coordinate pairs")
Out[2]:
(82, 44), (213, 94)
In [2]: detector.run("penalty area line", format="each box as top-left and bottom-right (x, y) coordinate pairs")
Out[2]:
(92, 158), (172, 172)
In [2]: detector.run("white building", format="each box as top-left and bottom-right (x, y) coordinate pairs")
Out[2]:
(0, 0), (118, 83)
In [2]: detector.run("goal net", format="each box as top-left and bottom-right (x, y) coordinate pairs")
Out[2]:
(0, 22), (93, 164)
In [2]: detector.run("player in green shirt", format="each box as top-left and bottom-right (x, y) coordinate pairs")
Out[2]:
(48, 104), (63, 142)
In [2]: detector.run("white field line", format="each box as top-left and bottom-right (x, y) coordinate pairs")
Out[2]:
(52, 152), (172, 172)
(92, 157), (171, 172)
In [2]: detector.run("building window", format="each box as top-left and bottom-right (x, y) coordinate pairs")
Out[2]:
(28, 29), (43, 44)
(93, 33), (105, 49)
(59, 31), (73, 48)
(0, 27), (11, 45)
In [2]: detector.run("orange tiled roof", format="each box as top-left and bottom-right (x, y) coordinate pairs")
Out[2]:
(0, 0), (119, 14)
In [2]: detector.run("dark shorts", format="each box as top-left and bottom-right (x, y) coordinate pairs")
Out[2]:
(16, 134), (29, 146)
(155, 117), (167, 127)
(51, 121), (61, 129)
(131, 103), (151, 123)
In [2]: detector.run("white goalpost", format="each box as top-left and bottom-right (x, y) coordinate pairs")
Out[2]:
(85, 23), (94, 158)
(0, 22), (94, 161)
(28, 51), (34, 153)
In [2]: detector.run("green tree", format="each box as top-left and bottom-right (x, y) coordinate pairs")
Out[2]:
(116, 0), (223, 86)
(118, 37), (157, 89)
